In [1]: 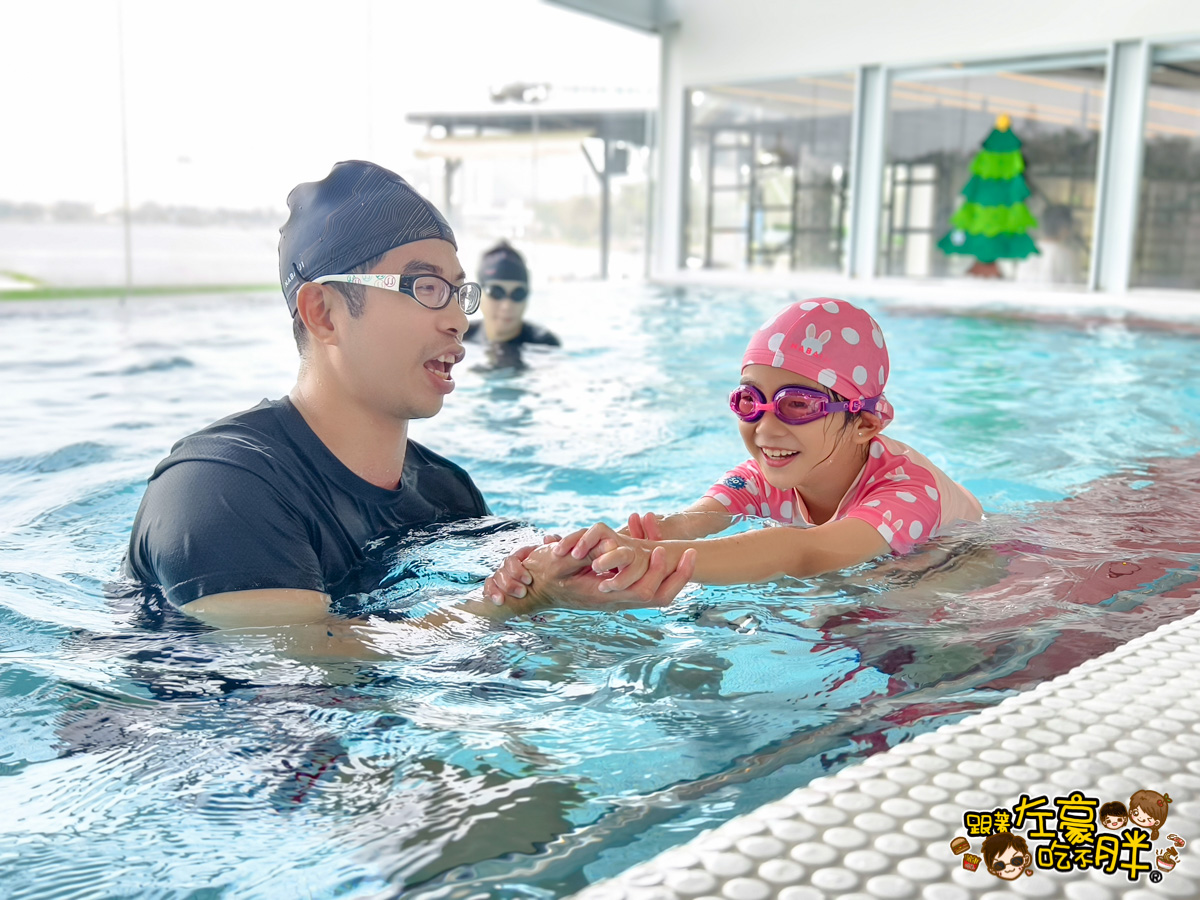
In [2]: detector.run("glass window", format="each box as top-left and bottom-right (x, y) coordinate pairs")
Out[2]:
(1133, 48), (1200, 289)
(683, 74), (855, 272)
(881, 58), (1106, 285)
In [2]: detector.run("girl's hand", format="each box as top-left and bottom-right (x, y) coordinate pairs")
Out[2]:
(554, 522), (666, 593)
(483, 533), (561, 606)
(623, 512), (664, 541)
(551, 523), (618, 562)
(529, 538), (697, 611)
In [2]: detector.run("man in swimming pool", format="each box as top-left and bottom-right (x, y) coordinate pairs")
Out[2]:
(124, 160), (692, 643)
(464, 241), (559, 369)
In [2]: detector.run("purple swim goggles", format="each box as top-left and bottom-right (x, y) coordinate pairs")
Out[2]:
(730, 384), (881, 426)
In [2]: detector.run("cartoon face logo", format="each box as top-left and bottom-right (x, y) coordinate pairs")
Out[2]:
(1129, 790), (1172, 840)
(1100, 800), (1128, 830)
(982, 832), (1031, 881)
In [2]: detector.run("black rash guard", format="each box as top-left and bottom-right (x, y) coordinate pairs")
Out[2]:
(124, 397), (490, 608)
(463, 320), (560, 347)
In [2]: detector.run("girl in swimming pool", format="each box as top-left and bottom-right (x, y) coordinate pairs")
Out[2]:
(545, 298), (984, 589)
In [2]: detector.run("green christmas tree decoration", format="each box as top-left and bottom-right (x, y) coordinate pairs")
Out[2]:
(938, 114), (1040, 275)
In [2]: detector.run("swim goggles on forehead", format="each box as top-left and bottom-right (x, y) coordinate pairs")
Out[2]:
(486, 283), (528, 302)
(730, 384), (881, 426)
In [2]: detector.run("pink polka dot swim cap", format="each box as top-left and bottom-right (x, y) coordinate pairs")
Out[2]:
(743, 298), (894, 422)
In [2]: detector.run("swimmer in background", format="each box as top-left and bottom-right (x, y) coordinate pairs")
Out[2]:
(465, 241), (559, 369)
(489, 298), (984, 600)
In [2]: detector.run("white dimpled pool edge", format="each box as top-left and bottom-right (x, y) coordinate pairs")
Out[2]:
(571, 608), (1200, 900)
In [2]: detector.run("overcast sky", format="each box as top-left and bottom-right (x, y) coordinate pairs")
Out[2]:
(0, 0), (657, 211)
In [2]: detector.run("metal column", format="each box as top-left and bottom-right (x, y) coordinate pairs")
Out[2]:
(846, 65), (889, 280)
(1090, 40), (1151, 293)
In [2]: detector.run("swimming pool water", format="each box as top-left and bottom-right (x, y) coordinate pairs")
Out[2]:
(2, 283), (1200, 898)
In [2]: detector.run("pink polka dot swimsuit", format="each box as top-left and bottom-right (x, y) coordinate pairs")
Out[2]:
(704, 435), (983, 554)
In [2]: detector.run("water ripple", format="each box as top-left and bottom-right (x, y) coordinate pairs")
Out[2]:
(94, 356), (195, 377)
(0, 441), (113, 475)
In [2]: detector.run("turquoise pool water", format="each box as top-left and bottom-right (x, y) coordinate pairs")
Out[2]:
(2, 284), (1200, 899)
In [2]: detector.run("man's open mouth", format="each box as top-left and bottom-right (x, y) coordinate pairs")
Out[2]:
(425, 354), (457, 380)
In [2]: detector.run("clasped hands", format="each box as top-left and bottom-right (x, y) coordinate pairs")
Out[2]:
(482, 514), (694, 615)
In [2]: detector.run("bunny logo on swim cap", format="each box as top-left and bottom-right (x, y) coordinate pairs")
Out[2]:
(743, 298), (894, 423)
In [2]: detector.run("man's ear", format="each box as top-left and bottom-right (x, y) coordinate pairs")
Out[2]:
(295, 282), (338, 346)
(853, 410), (885, 445)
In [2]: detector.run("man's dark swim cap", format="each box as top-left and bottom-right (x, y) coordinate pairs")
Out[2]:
(278, 160), (456, 315)
(479, 241), (529, 283)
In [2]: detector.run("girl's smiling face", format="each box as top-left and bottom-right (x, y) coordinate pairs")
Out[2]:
(1130, 806), (1156, 828)
(737, 365), (879, 494)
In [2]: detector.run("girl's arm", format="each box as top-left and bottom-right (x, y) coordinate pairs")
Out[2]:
(561, 517), (891, 588)
(484, 499), (732, 605)
(622, 497), (733, 542)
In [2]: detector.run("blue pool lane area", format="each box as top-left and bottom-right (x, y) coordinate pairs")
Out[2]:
(1, 283), (1199, 898)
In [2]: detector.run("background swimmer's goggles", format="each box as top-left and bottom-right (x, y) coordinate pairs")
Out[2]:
(312, 273), (481, 314)
(486, 283), (528, 302)
(730, 384), (881, 426)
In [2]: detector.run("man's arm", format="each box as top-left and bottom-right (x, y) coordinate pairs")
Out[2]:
(181, 589), (332, 627)
(181, 584), (545, 629)
(181, 589), (390, 659)
(179, 583), (558, 660)
(177, 545), (695, 660)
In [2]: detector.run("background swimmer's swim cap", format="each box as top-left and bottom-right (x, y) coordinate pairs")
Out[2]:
(742, 298), (894, 422)
(479, 241), (529, 283)
(278, 160), (456, 315)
